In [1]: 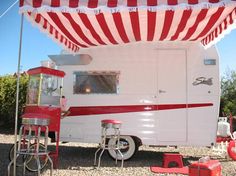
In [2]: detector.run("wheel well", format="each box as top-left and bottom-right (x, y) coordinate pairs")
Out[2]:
(131, 136), (142, 147)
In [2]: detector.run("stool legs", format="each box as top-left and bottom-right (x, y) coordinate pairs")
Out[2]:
(47, 153), (53, 176)
(94, 123), (124, 168)
(8, 124), (53, 176)
(94, 148), (100, 166)
(98, 148), (106, 168)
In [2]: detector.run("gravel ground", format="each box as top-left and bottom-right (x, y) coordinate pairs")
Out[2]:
(1, 130), (236, 176)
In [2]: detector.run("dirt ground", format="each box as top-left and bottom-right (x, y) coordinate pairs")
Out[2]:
(1, 128), (236, 176)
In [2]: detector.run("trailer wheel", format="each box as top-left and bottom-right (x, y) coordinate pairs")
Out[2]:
(227, 140), (236, 160)
(108, 136), (138, 161)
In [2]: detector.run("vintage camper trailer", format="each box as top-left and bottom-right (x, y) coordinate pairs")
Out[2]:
(18, 0), (236, 162)
(49, 41), (220, 160)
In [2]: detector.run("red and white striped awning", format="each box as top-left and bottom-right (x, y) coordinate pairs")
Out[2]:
(19, 0), (236, 52)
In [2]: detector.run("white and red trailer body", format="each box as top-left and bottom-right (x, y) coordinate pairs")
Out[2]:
(19, 0), (236, 160)
(49, 42), (220, 157)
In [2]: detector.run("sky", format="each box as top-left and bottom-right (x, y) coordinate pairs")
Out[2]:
(0, 1), (235, 76)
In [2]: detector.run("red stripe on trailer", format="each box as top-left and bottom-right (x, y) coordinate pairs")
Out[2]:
(67, 103), (213, 116)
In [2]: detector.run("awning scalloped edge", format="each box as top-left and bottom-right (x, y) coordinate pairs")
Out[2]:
(24, 12), (80, 53)
(19, 1), (236, 15)
(203, 7), (236, 49)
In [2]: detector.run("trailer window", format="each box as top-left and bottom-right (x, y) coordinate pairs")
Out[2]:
(73, 71), (119, 94)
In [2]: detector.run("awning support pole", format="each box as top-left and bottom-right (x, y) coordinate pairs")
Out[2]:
(13, 13), (24, 176)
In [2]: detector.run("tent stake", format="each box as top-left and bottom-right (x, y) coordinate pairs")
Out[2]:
(13, 13), (24, 176)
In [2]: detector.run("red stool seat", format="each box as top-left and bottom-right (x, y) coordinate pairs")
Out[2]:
(101, 119), (122, 124)
(163, 153), (184, 168)
(101, 119), (122, 129)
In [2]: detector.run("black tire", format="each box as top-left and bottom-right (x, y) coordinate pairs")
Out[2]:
(108, 136), (139, 161)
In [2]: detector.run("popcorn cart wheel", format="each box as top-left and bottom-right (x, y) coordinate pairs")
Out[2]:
(25, 143), (49, 172)
(9, 142), (48, 171)
(9, 141), (29, 167)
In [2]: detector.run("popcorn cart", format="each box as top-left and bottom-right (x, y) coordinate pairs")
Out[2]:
(9, 66), (65, 171)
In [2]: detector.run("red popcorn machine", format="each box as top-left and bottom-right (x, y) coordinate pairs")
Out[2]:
(9, 66), (65, 171)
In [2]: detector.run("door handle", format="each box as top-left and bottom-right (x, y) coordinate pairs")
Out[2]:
(159, 90), (166, 93)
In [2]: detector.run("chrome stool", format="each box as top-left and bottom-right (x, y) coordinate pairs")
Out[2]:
(8, 118), (53, 176)
(94, 119), (124, 168)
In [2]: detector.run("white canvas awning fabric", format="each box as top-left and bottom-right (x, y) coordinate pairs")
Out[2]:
(19, 0), (236, 52)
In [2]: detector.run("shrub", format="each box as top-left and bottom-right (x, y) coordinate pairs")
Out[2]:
(0, 74), (28, 126)
(220, 70), (236, 116)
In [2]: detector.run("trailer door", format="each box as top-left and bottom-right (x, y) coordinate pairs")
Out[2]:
(157, 50), (187, 142)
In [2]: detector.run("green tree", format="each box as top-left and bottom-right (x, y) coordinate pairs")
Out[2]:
(0, 74), (28, 126)
(220, 70), (236, 116)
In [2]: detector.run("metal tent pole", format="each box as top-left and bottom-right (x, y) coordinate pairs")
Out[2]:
(13, 13), (24, 176)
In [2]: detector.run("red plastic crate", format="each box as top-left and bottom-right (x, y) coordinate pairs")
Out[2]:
(189, 159), (222, 176)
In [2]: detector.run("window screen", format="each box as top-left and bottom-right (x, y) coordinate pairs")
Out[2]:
(73, 71), (119, 94)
